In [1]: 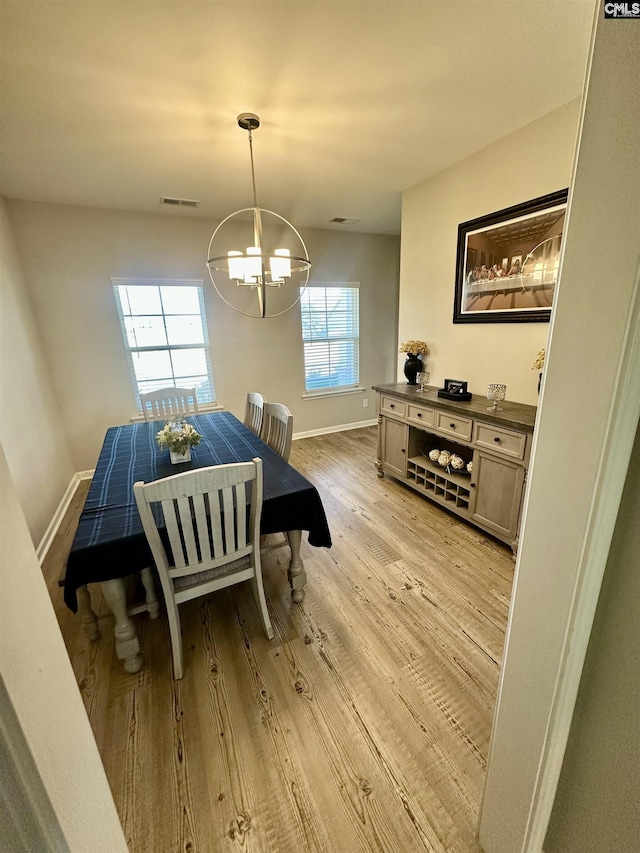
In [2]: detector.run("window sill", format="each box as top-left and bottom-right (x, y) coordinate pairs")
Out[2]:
(301, 386), (365, 401)
(130, 403), (224, 423)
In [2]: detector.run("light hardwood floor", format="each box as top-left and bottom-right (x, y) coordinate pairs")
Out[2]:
(43, 427), (514, 853)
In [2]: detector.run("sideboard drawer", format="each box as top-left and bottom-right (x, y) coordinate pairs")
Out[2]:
(435, 411), (473, 442)
(475, 423), (526, 460)
(407, 404), (434, 428)
(381, 396), (406, 418)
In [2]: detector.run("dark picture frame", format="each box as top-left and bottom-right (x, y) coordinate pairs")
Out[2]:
(453, 189), (569, 324)
(444, 379), (468, 395)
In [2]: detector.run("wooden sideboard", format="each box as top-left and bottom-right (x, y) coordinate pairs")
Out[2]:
(372, 383), (537, 553)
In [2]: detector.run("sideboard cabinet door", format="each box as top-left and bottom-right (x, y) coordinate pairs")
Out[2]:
(381, 418), (408, 478)
(471, 451), (525, 540)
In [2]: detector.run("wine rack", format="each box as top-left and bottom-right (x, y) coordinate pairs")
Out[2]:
(406, 455), (471, 510)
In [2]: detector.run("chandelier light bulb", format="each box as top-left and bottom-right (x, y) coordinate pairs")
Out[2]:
(244, 246), (262, 283)
(270, 248), (291, 283)
(227, 250), (244, 281)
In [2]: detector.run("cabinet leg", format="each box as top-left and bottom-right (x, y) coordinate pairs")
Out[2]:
(287, 529), (307, 603)
(76, 584), (100, 642)
(101, 578), (143, 673)
(140, 567), (160, 619)
(376, 413), (385, 477)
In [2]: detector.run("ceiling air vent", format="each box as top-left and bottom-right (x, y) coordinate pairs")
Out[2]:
(330, 217), (360, 225)
(160, 196), (200, 208)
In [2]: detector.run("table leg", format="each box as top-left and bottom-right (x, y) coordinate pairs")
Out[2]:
(286, 529), (307, 603)
(140, 567), (160, 619)
(101, 578), (143, 673)
(76, 584), (100, 642)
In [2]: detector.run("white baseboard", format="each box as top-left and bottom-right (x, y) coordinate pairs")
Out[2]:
(293, 418), (377, 440)
(36, 469), (95, 564)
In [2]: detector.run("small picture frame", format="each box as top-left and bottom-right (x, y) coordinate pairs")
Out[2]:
(444, 379), (468, 395)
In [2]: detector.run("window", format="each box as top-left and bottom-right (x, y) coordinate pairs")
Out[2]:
(112, 278), (215, 409)
(300, 284), (359, 392)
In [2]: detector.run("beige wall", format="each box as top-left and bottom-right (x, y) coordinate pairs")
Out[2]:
(0, 198), (74, 543)
(399, 99), (581, 405)
(0, 441), (127, 850)
(545, 423), (640, 852)
(6, 200), (399, 471)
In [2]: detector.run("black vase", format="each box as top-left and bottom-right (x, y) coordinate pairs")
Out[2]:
(403, 353), (422, 385)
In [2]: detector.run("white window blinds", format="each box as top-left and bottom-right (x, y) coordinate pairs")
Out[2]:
(300, 284), (360, 392)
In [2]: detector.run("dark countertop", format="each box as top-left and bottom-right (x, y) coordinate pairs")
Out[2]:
(372, 383), (537, 433)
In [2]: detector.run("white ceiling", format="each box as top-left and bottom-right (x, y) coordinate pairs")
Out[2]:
(0, 1), (595, 236)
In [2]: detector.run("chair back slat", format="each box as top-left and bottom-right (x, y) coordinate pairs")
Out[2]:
(260, 402), (293, 462)
(235, 481), (247, 549)
(176, 495), (199, 566)
(209, 493), (224, 559)
(161, 497), (186, 569)
(140, 387), (199, 422)
(221, 485), (235, 555)
(191, 493), (211, 563)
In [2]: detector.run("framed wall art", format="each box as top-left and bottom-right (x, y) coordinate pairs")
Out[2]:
(453, 189), (569, 324)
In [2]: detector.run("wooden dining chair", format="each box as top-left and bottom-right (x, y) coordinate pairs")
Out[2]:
(139, 387), (199, 422)
(243, 391), (266, 436)
(260, 402), (293, 462)
(133, 458), (273, 679)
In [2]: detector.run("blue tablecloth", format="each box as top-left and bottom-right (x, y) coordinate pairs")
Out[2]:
(64, 412), (331, 611)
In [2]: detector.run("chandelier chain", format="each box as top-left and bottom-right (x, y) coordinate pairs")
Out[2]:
(247, 128), (258, 210)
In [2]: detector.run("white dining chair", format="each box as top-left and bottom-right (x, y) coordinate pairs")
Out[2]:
(260, 402), (293, 462)
(133, 458), (273, 679)
(258, 402), (295, 558)
(139, 387), (199, 422)
(243, 391), (266, 436)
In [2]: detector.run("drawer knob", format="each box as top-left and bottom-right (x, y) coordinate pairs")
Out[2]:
(401, 448), (406, 453)
(470, 482), (476, 488)
(494, 436), (501, 443)
(417, 412), (422, 418)
(390, 403), (395, 408)
(450, 422), (455, 429)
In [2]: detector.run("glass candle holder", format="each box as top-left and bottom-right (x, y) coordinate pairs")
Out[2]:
(487, 383), (507, 411)
(416, 371), (430, 392)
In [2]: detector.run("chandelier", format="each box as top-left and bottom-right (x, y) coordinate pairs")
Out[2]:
(206, 113), (311, 318)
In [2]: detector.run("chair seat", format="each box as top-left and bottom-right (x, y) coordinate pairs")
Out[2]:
(172, 555), (251, 592)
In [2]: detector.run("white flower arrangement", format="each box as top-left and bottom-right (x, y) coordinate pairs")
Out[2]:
(156, 418), (201, 456)
(532, 348), (546, 371)
(400, 339), (429, 355)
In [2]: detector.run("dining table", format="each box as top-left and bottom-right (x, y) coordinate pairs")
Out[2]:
(63, 411), (332, 672)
